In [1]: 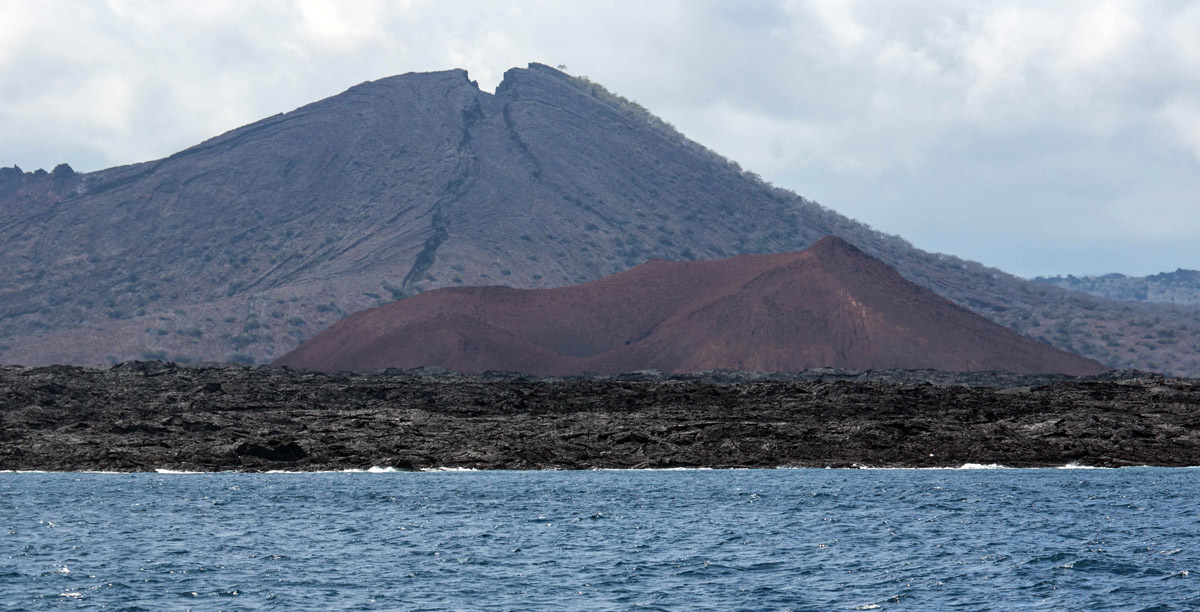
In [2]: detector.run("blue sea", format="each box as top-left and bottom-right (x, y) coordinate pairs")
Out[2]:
(2, 468), (1197, 611)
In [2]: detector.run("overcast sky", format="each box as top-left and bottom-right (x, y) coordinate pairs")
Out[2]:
(2, 0), (1198, 277)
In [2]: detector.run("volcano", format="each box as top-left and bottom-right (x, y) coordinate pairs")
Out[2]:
(275, 236), (1106, 376)
(1, 63), (1193, 374)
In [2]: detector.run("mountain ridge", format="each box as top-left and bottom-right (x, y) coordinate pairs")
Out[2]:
(1, 63), (1197, 374)
(1033, 269), (1200, 306)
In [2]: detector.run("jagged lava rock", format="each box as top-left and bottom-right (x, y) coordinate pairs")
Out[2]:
(2, 363), (1195, 471)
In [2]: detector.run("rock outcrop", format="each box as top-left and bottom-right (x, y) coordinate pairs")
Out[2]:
(1, 363), (1196, 471)
(0, 163), (79, 208)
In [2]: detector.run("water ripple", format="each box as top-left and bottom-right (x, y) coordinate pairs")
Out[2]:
(1, 468), (1197, 610)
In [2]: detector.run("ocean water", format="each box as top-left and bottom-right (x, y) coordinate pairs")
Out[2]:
(1, 469), (1197, 611)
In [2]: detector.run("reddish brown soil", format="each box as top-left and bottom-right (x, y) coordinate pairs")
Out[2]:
(274, 236), (1108, 376)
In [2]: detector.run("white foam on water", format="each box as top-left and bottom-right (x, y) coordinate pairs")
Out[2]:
(264, 469), (352, 474)
(265, 466), (470, 473)
(262, 467), (414, 474)
(590, 467), (715, 471)
(1058, 462), (1101, 469)
(956, 463), (1008, 470)
(154, 469), (203, 474)
(844, 460), (1012, 470)
(862, 465), (936, 470)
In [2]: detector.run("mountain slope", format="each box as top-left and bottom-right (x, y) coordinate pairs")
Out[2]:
(275, 236), (1107, 376)
(1033, 270), (1200, 306)
(0, 63), (1196, 374)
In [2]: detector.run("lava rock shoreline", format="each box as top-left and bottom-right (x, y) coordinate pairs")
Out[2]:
(2, 361), (1198, 472)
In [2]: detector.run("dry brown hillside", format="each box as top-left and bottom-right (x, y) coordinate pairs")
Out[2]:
(276, 236), (1106, 376)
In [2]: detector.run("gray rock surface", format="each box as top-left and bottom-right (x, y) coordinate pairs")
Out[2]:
(2, 362), (1197, 471)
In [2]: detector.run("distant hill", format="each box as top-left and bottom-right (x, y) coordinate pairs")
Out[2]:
(276, 236), (1106, 376)
(1033, 270), (1200, 306)
(0, 63), (1197, 375)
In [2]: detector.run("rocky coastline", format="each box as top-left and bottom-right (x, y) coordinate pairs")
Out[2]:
(2, 361), (1198, 472)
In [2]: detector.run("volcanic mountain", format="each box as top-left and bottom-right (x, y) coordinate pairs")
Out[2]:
(1, 63), (1196, 374)
(275, 236), (1107, 376)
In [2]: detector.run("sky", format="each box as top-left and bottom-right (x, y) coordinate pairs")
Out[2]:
(1, 0), (1197, 278)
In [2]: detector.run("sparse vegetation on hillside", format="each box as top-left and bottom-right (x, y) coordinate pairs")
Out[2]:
(1033, 270), (1200, 306)
(0, 65), (1196, 375)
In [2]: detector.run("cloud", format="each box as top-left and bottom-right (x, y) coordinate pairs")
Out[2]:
(0, 0), (1196, 276)
(295, 0), (388, 51)
(1159, 97), (1200, 161)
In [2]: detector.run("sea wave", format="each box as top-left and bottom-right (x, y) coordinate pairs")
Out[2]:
(1057, 462), (1100, 469)
(846, 463), (1012, 470)
(6, 468), (1198, 610)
